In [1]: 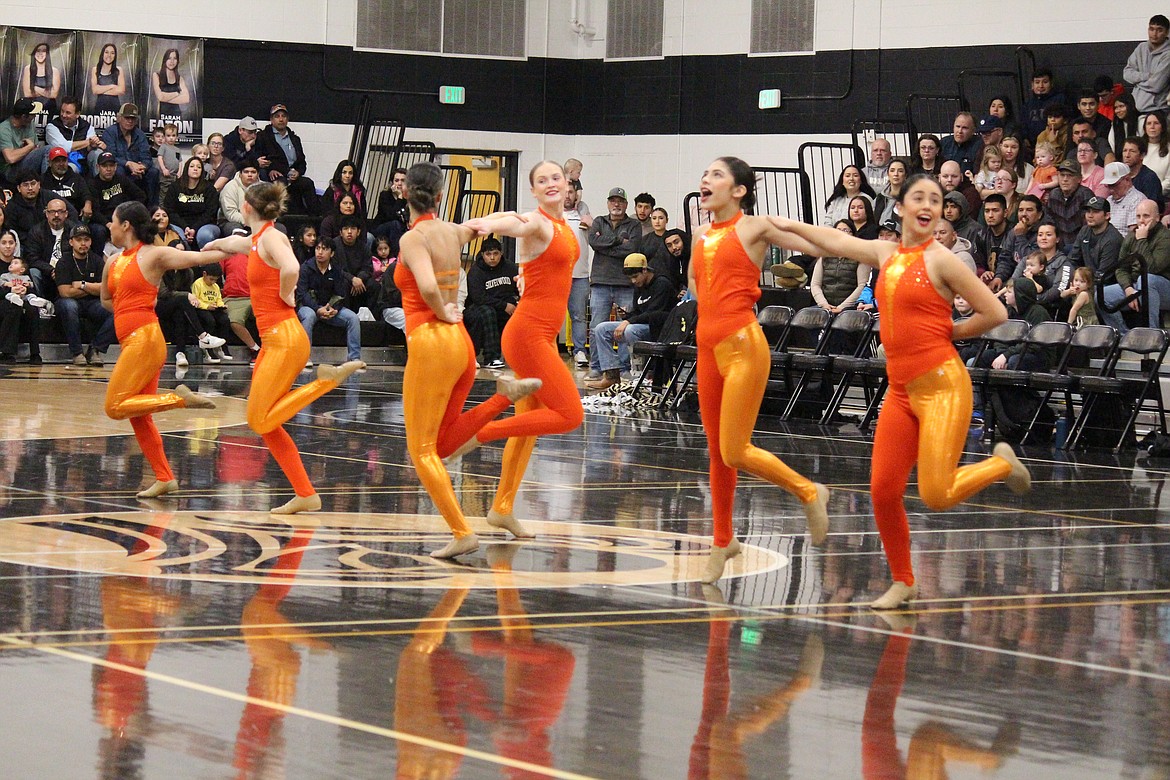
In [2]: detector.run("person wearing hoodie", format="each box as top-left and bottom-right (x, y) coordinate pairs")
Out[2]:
(942, 190), (985, 267)
(1029, 223), (1074, 316)
(932, 219), (979, 274)
(464, 237), (519, 369)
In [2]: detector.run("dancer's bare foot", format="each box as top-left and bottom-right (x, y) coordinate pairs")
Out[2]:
(175, 384), (216, 409)
(318, 360), (366, 383)
(993, 442), (1032, 495)
(136, 479), (178, 499)
(270, 494), (322, 515)
(431, 533), (479, 559)
(803, 483), (830, 545)
(486, 509), (535, 539)
(498, 377), (542, 402)
(701, 537), (742, 584)
(870, 581), (920, 610)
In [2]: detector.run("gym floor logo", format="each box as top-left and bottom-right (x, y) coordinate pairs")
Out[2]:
(0, 512), (787, 588)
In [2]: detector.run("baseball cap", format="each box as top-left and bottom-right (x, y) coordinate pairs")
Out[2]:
(69, 224), (92, 239)
(623, 253), (649, 273)
(607, 187), (627, 200)
(270, 103), (288, 116)
(1102, 161), (1131, 185)
(976, 115), (1003, 133)
(12, 98), (43, 116)
(879, 218), (901, 235)
(1056, 159), (1080, 176)
(1084, 196), (1111, 212)
(239, 116), (258, 131)
(97, 151), (116, 165)
(48, 147), (68, 161)
(116, 103), (139, 118)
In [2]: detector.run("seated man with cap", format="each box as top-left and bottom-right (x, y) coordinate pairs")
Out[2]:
(99, 103), (159, 205)
(55, 223), (115, 365)
(1104, 162), (1145, 237)
(256, 104), (319, 215)
(585, 252), (677, 390)
(87, 150), (147, 245)
(0, 98), (47, 184)
(1044, 159), (1095, 248)
(223, 116), (260, 169)
(41, 146), (106, 248)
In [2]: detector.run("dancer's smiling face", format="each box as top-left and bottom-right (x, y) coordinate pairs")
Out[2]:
(699, 159), (746, 211)
(901, 177), (943, 236)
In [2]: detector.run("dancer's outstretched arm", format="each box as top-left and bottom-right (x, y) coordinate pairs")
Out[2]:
(772, 217), (891, 269)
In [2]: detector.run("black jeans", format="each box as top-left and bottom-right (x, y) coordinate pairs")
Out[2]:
(0, 299), (39, 357)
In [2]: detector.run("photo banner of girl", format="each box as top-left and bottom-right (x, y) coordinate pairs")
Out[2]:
(4, 29), (75, 141)
(142, 36), (202, 143)
(78, 32), (141, 133)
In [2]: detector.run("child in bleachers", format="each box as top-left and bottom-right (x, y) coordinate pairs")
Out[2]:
(191, 263), (233, 363)
(1, 257), (51, 314)
(1025, 143), (1059, 199)
(969, 145), (1003, 194)
(156, 124), (181, 204)
(1066, 266), (1100, 329)
(371, 236), (393, 283)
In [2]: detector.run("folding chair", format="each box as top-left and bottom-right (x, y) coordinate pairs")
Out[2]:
(629, 300), (697, 401)
(983, 321), (1073, 440)
(1025, 324), (1117, 445)
(781, 309), (874, 421)
(965, 318), (1030, 410)
(820, 317), (887, 425)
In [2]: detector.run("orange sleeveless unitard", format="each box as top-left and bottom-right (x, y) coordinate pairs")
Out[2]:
(869, 241), (1011, 586)
(397, 213), (514, 539)
(692, 212), (818, 548)
(246, 222), (342, 498)
(476, 209), (585, 518)
(104, 243), (187, 482)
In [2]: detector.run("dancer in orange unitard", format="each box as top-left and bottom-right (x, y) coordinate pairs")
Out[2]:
(395, 162), (541, 558)
(202, 183), (364, 514)
(101, 201), (223, 499)
(779, 174), (1031, 609)
(459, 161), (585, 539)
(688, 157), (831, 584)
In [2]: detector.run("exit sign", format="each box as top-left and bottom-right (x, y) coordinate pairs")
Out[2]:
(758, 88), (782, 110)
(440, 85), (465, 105)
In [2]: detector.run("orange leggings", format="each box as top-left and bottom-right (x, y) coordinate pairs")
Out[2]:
(478, 317), (584, 516)
(105, 322), (185, 483)
(403, 321), (511, 538)
(862, 632), (911, 780)
(248, 317), (340, 498)
(871, 356), (1011, 585)
(698, 323), (819, 548)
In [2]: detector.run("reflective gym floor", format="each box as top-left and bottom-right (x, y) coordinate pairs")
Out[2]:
(0, 360), (1167, 779)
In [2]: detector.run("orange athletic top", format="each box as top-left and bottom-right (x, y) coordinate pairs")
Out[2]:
(108, 243), (159, 341)
(511, 207), (576, 338)
(693, 212), (760, 348)
(396, 213), (462, 334)
(875, 240), (957, 385)
(247, 223), (295, 332)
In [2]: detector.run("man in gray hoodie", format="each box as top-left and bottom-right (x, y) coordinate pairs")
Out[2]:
(1124, 15), (1170, 113)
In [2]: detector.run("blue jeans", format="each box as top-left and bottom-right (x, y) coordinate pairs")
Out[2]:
(195, 224), (222, 249)
(1102, 275), (1170, 331)
(569, 276), (589, 353)
(588, 283), (634, 371)
(298, 305), (361, 361)
(57, 295), (115, 356)
(594, 321), (650, 371)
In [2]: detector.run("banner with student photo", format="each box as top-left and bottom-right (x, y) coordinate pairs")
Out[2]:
(141, 36), (202, 144)
(77, 32), (142, 133)
(4, 29), (76, 139)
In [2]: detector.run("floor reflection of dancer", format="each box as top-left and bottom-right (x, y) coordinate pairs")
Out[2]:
(458, 161), (585, 539)
(102, 201), (222, 499)
(396, 163), (542, 558)
(779, 174), (1031, 609)
(203, 183), (364, 514)
(689, 157), (830, 584)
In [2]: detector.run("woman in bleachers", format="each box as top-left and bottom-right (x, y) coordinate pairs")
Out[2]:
(1076, 140), (1109, 197)
(811, 220), (868, 313)
(992, 168), (1021, 222)
(988, 95), (1022, 139)
(848, 194), (880, 239)
(1139, 111), (1170, 195)
(823, 165), (878, 227)
(909, 134), (943, 180)
(999, 134), (1033, 193)
(163, 158), (220, 249)
(1109, 93), (1140, 160)
(878, 159), (908, 223)
(326, 159), (367, 215)
(319, 193), (367, 243)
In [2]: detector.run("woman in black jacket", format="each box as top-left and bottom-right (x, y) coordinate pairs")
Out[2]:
(164, 157), (221, 248)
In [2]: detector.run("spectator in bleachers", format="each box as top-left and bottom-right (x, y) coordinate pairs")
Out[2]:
(41, 148), (100, 247)
(190, 263), (232, 362)
(1021, 69), (1065, 143)
(1067, 118), (1115, 168)
(991, 194), (1043, 291)
(999, 134), (1033, 193)
(256, 104), (318, 215)
(0, 98), (46, 184)
(320, 193), (364, 243)
(941, 112), (983, 177)
(996, 166), (1023, 218)
(6, 172), (52, 244)
(1108, 93), (1140, 159)
(327, 159), (366, 215)
(663, 228), (689, 291)
(25, 197), (77, 296)
(1032, 222), (1074, 316)
(1068, 197), (1123, 293)
(1067, 266), (1100, 328)
(975, 116), (1003, 164)
(1094, 75), (1123, 120)
(1045, 160), (1093, 248)
(1139, 112), (1170, 195)
(1104, 163), (1143, 237)
(1124, 15), (1170, 114)
(155, 124), (181, 205)
(943, 191), (984, 264)
(222, 116), (259, 169)
(634, 192), (655, 236)
(879, 159), (908, 223)
(332, 215), (376, 314)
(164, 157), (220, 249)
(156, 264), (225, 369)
(87, 151), (146, 233)
(204, 133), (235, 191)
(1120, 138), (1164, 210)
(1102, 198), (1170, 330)
(932, 218), (978, 274)
(293, 224), (317, 263)
(823, 165), (878, 226)
(218, 158), (259, 236)
(1075, 141), (1109, 198)
(811, 220), (868, 312)
(1025, 142), (1059, 199)
(994, 277), (1052, 370)
(564, 157), (583, 192)
(378, 246), (404, 339)
(99, 103), (158, 206)
(938, 161), (980, 216)
(980, 194), (1011, 285)
(0, 254), (43, 363)
(1074, 90), (1112, 139)
(987, 95), (1021, 138)
(638, 206), (682, 289)
(45, 97), (104, 175)
(847, 195), (879, 240)
(464, 237), (518, 370)
(586, 186), (641, 379)
(968, 144), (1002, 199)
(55, 224), (113, 366)
(373, 167), (409, 247)
(909, 133), (942, 179)
(584, 252), (676, 389)
(296, 238), (361, 364)
(152, 206), (184, 248)
(221, 243), (260, 360)
(863, 138), (892, 193)
(1035, 104), (1070, 161)
(564, 185), (592, 367)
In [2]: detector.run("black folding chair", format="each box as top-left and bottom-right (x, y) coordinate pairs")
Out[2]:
(820, 317), (887, 425)
(983, 321), (1073, 440)
(629, 300), (697, 401)
(782, 309), (874, 420)
(966, 319), (1031, 409)
(1026, 325), (1118, 445)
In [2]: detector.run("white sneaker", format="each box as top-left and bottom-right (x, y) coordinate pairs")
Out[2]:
(203, 348), (221, 364)
(574, 350), (588, 367)
(197, 333), (226, 349)
(357, 306), (374, 322)
(175, 351), (189, 367)
(26, 295), (48, 308)
(38, 301), (54, 319)
(305, 359), (313, 369)
(4, 293), (22, 307)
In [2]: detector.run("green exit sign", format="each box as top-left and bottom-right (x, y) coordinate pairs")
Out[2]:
(758, 88), (782, 110)
(440, 85), (466, 105)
